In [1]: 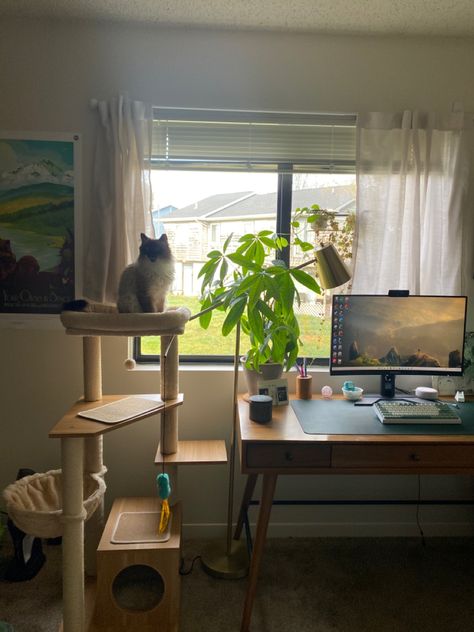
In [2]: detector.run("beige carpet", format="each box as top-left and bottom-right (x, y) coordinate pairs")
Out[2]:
(1, 537), (474, 631)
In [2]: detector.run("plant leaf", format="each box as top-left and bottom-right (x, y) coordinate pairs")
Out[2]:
(222, 296), (247, 336)
(219, 259), (229, 282)
(290, 268), (321, 294)
(227, 252), (260, 271)
(222, 233), (233, 252)
(247, 303), (264, 343)
(207, 250), (223, 259)
(198, 296), (213, 329)
(260, 236), (277, 249)
(197, 257), (219, 279)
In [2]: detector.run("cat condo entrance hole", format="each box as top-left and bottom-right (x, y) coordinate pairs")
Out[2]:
(2, 469), (106, 538)
(112, 564), (165, 611)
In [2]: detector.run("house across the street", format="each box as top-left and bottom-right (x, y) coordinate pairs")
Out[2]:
(153, 185), (355, 296)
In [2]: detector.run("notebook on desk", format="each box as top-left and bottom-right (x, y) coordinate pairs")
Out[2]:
(77, 396), (164, 424)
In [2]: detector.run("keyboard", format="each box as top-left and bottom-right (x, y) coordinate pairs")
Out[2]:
(374, 400), (461, 425)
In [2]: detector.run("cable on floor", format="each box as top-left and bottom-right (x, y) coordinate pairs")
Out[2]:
(179, 555), (202, 575)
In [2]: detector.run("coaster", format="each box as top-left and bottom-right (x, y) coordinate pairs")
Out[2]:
(111, 511), (172, 544)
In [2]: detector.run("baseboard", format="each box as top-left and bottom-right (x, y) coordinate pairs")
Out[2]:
(182, 520), (474, 539)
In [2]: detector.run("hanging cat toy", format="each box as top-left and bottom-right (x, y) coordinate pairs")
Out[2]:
(156, 471), (171, 534)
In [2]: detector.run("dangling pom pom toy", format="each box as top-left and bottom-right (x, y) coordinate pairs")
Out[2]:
(156, 472), (171, 534)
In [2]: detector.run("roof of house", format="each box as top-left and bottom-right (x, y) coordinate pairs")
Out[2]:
(161, 191), (253, 219)
(161, 185), (355, 222)
(209, 186), (355, 219)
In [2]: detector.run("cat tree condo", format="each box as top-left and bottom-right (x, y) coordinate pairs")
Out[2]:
(46, 305), (227, 632)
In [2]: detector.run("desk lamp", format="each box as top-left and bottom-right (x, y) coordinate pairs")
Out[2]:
(201, 244), (351, 579)
(297, 243), (351, 289)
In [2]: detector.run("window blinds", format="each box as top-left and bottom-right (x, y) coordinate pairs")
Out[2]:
(152, 108), (356, 173)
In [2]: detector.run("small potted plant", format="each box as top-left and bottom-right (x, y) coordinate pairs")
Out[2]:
(197, 230), (320, 393)
(292, 204), (355, 264)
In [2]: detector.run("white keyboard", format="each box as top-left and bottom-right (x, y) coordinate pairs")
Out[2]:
(77, 397), (163, 424)
(374, 400), (461, 425)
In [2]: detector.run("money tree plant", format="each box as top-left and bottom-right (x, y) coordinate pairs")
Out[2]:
(197, 230), (320, 373)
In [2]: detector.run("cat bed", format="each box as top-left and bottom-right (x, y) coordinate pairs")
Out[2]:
(60, 302), (192, 336)
(3, 469), (106, 539)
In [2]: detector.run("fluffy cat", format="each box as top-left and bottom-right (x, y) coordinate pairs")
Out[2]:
(117, 233), (175, 313)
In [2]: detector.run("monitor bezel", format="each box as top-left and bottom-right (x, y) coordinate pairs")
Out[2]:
(329, 294), (468, 378)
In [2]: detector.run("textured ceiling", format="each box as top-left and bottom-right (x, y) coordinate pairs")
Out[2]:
(1, 0), (474, 36)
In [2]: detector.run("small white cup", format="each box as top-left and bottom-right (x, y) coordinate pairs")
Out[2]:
(342, 386), (364, 401)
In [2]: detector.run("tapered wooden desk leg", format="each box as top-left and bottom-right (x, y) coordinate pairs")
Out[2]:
(240, 473), (277, 632)
(234, 474), (258, 540)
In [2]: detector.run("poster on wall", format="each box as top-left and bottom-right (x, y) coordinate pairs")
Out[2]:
(0, 132), (81, 318)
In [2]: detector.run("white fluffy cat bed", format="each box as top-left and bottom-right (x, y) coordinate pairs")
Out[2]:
(3, 469), (106, 538)
(60, 301), (192, 336)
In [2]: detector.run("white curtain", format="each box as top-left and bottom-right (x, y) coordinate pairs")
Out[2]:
(352, 111), (471, 295)
(83, 95), (153, 303)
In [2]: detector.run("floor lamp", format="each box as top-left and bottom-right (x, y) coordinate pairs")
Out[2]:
(201, 320), (248, 578)
(201, 243), (351, 578)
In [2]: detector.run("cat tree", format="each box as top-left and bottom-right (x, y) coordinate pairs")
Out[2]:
(45, 305), (227, 632)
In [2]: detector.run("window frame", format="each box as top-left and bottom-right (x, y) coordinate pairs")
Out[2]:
(135, 109), (356, 365)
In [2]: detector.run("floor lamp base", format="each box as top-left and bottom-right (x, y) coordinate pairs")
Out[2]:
(201, 539), (249, 579)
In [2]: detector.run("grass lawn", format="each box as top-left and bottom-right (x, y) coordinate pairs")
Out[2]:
(140, 295), (331, 359)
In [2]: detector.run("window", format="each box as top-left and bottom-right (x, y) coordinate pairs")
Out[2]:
(135, 109), (356, 363)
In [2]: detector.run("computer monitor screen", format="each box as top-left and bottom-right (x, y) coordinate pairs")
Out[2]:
(330, 295), (467, 380)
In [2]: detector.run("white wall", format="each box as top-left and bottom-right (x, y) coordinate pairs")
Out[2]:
(1, 18), (474, 537)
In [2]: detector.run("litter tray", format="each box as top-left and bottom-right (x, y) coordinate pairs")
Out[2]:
(2, 469), (106, 538)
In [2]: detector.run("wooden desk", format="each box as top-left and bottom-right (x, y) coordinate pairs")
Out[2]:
(235, 396), (474, 632)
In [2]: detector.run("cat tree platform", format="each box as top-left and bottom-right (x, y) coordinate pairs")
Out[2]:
(60, 304), (191, 336)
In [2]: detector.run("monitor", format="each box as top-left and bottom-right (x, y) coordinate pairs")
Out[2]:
(329, 294), (467, 398)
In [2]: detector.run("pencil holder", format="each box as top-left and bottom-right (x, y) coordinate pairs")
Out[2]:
(296, 375), (312, 400)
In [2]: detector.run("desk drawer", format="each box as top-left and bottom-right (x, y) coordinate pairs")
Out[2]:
(246, 443), (331, 469)
(332, 444), (474, 469)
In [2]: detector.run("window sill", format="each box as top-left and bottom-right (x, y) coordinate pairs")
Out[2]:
(130, 362), (330, 374)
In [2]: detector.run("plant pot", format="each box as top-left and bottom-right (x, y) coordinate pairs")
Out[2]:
(260, 362), (283, 380)
(241, 358), (283, 396)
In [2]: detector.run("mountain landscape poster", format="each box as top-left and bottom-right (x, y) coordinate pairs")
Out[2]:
(0, 133), (79, 315)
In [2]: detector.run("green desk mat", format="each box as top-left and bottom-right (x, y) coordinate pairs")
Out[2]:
(291, 400), (474, 435)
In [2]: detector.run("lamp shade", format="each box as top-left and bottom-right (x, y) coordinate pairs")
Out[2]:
(315, 243), (351, 289)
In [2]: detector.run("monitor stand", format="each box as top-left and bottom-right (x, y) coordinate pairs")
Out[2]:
(380, 373), (395, 397)
(354, 373), (419, 406)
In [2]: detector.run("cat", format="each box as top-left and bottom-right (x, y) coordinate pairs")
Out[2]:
(117, 233), (175, 313)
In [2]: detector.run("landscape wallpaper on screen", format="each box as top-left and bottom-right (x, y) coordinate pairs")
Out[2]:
(334, 296), (466, 370)
(0, 137), (75, 314)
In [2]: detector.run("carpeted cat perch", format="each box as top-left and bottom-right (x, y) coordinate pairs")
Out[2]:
(3, 301), (191, 632)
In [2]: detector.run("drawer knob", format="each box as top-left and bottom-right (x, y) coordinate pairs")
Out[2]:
(409, 453), (420, 462)
(285, 451), (294, 462)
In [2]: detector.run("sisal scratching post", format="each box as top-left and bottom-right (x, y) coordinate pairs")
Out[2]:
(83, 335), (105, 576)
(83, 336), (102, 401)
(84, 436), (105, 576)
(61, 437), (86, 632)
(160, 335), (179, 455)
